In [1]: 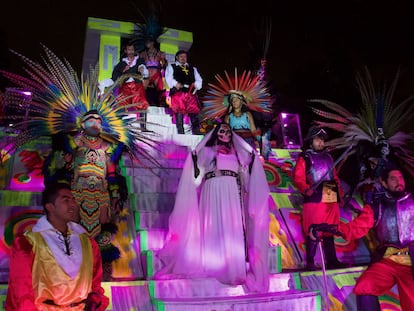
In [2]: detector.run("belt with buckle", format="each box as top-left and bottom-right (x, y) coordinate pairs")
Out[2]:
(205, 170), (238, 180)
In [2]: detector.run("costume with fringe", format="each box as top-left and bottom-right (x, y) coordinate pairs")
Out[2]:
(155, 127), (270, 292)
(202, 69), (272, 120)
(1, 45), (159, 278)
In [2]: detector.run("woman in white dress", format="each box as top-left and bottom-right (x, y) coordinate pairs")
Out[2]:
(156, 123), (270, 292)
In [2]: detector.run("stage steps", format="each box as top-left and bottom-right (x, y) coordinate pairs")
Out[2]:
(149, 273), (321, 311)
(152, 290), (320, 311)
(146, 106), (203, 140)
(140, 246), (282, 281)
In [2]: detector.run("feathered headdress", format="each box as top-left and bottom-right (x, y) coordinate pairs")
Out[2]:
(248, 16), (272, 81)
(309, 67), (414, 176)
(0, 44), (159, 166)
(129, 1), (167, 52)
(201, 68), (272, 121)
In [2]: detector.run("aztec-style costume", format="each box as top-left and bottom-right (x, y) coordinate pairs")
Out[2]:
(201, 69), (272, 153)
(6, 216), (109, 311)
(1, 45), (159, 279)
(136, 17), (167, 89)
(140, 49), (166, 91)
(129, 5), (168, 106)
(155, 124), (270, 293)
(309, 67), (414, 201)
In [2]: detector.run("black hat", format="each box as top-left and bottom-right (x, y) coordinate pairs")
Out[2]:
(175, 50), (188, 59)
(304, 126), (328, 141)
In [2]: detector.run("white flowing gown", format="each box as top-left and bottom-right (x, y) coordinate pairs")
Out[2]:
(199, 151), (246, 285)
(156, 130), (270, 292)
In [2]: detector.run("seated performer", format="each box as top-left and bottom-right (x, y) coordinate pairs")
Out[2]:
(201, 68), (272, 157)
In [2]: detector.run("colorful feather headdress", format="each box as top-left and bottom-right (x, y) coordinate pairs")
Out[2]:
(129, 1), (167, 52)
(201, 68), (272, 121)
(0, 44), (159, 165)
(309, 67), (414, 176)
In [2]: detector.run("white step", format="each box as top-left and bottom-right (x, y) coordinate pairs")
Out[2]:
(152, 290), (320, 311)
(151, 273), (294, 299)
(137, 106), (205, 148)
(141, 247), (282, 279)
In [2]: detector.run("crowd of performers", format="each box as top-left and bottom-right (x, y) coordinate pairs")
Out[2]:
(2, 17), (414, 311)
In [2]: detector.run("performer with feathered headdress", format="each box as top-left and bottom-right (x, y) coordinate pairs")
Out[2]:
(201, 68), (272, 154)
(130, 1), (168, 106)
(1, 44), (160, 279)
(309, 67), (414, 203)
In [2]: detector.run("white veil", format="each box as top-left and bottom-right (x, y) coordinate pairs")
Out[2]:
(155, 128), (270, 292)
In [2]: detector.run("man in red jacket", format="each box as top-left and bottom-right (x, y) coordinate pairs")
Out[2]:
(6, 182), (109, 311)
(339, 164), (414, 311)
(293, 126), (345, 270)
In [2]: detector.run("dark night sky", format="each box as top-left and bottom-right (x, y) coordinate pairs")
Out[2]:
(2, 0), (414, 128)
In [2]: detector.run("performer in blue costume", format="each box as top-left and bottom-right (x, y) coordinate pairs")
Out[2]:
(201, 68), (272, 155)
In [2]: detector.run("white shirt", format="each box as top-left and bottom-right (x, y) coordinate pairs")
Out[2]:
(165, 61), (203, 91)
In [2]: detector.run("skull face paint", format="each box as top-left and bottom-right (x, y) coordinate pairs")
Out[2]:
(217, 124), (231, 144)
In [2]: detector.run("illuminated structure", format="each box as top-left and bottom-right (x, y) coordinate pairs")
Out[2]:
(82, 17), (194, 83)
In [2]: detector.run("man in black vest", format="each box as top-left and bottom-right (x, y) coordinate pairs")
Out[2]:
(165, 50), (202, 134)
